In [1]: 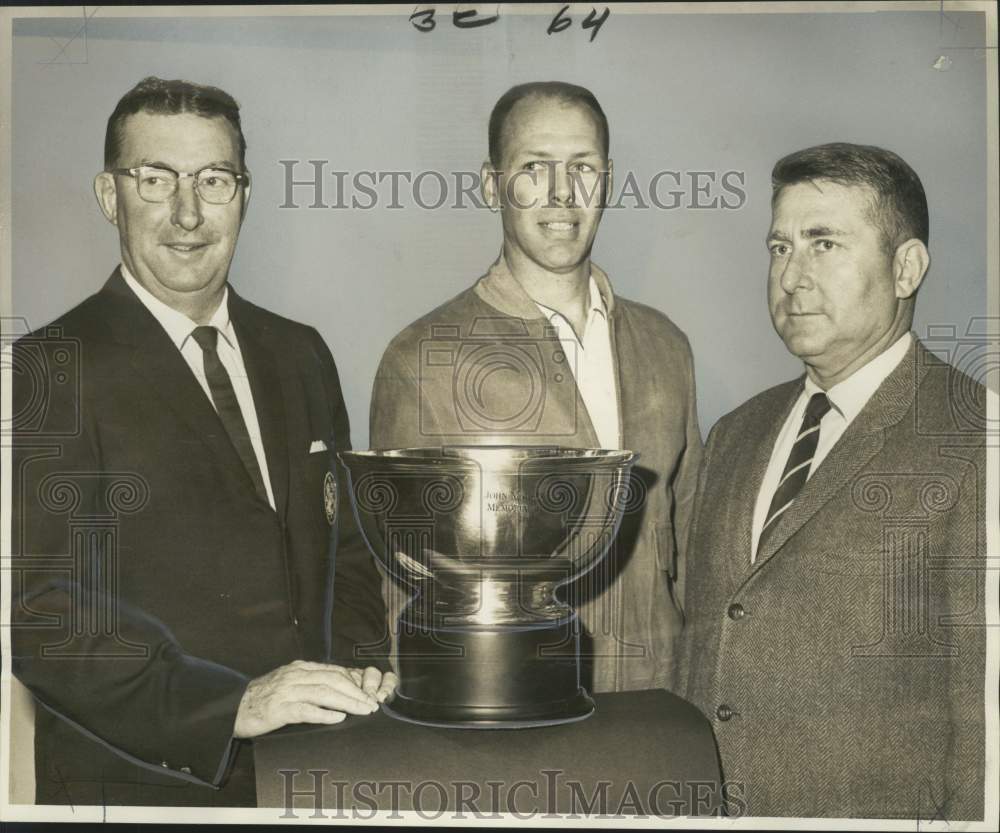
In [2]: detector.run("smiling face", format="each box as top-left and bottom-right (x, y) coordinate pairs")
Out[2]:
(766, 179), (919, 386)
(484, 95), (609, 278)
(94, 111), (248, 318)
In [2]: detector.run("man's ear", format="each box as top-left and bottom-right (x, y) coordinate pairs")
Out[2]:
(94, 172), (118, 225)
(892, 238), (930, 299)
(481, 160), (500, 212)
(240, 178), (252, 222)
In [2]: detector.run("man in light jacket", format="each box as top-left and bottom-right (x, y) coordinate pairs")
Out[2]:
(369, 81), (703, 693)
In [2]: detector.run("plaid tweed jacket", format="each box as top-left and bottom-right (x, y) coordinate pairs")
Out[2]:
(680, 338), (987, 820)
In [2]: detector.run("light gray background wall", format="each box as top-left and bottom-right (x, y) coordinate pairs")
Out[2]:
(12, 10), (989, 448)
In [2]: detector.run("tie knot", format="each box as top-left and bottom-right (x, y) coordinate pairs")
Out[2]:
(805, 392), (832, 423)
(190, 326), (219, 353)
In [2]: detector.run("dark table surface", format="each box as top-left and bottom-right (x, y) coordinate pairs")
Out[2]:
(255, 688), (722, 818)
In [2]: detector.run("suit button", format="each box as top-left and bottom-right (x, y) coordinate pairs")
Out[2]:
(727, 603), (745, 620)
(293, 617), (300, 627)
(180, 766), (192, 774)
(716, 704), (734, 722)
(160, 761), (169, 768)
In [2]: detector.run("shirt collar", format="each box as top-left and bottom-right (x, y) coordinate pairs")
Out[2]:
(533, 275), (607, 325)
(804, 332), (913, 424)
(473, 255), (617, 320)
(120, 263), (233, 350)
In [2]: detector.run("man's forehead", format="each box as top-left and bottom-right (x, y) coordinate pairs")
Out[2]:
(501, 96), (604, 152)
(117, 111), (240, 161)
(771, 179), (876, 225)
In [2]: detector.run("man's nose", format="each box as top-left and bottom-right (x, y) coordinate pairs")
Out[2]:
(779, 248), (812, 293)
(170, 178), (204, 231)
(548, 163), (575, 206)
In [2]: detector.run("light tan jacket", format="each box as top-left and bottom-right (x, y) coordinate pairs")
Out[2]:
(369, 258), (703, 692)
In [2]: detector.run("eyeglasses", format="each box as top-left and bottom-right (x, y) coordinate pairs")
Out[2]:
(110, 165), (250, 204)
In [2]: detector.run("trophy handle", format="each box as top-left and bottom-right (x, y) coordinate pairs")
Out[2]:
(546, 467), (633, 587)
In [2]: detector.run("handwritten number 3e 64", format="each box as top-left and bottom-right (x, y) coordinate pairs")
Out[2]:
(409, 6), (611, 42)
(548, 6), (610, 42)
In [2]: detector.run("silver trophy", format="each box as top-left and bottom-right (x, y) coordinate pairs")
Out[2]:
(339, 446), (636, 728)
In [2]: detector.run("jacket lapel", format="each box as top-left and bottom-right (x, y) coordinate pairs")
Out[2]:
(753, 428), (885, 567)
(229, 290), (290, 519)
(728, 382), (802, 583)
(472, 255), (601, 447)
(102, 270), (260, 495)
(611, 318), (638, 454)
(753, 337), (927, 567)
(104, 270), (286, 511)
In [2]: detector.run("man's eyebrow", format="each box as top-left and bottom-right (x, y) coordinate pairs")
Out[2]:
(517, 150), (601, 158)
(766, 225), (849, 242)
(139, 159), (238, 170)
(802, 225), (848, 238)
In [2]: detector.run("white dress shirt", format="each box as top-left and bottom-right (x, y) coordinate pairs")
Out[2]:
(121, 264), (276, 509)
(534, 276), (621, 450)
(750, 333), (912, 562)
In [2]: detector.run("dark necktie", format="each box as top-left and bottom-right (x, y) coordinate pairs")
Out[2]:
(757, 391), (832, 557)
(190, 326), (268, 503)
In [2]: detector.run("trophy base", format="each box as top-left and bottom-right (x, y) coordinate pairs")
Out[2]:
(390, 615), (594, 728)
(383, 688), (594, 729)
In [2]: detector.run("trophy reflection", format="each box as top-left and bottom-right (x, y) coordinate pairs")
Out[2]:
(339, 446), (636, 728)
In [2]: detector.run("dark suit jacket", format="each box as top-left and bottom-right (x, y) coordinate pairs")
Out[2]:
(369, 258), (703, 692)
(10, 270), (387, 806)
(680, 338), (986, 819)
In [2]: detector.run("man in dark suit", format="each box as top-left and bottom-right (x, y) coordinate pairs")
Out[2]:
(370, 82), (702, 693)
(9, 77), (394, 807)
(681, 143), (987, 819)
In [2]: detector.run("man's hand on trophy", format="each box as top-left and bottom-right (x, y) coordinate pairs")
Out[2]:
(233, 660), (394, 738)
(346, 665), (399, 704)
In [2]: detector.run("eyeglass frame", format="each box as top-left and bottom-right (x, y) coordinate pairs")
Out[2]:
(108, 164), (251, 205)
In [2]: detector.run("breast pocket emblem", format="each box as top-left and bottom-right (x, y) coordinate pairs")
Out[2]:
(323, 471), (338, 526)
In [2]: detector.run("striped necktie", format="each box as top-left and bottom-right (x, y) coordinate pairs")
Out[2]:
(757, 392), (832, 557)
(191, 326), (268, 503)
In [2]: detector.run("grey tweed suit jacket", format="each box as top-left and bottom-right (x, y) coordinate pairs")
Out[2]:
(680, 338), (986, 820)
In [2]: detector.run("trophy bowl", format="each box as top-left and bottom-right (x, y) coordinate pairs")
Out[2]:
(339, 445), (636, 728)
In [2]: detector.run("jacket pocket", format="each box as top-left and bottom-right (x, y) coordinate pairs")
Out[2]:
(654, 522), (676, 579)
